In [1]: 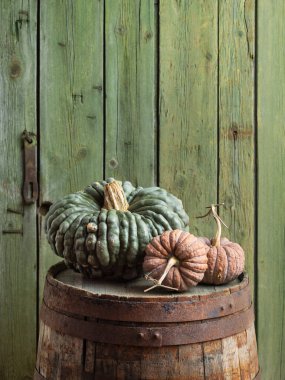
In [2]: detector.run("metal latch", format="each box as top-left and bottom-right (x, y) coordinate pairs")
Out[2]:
(22, 130), (38, 204)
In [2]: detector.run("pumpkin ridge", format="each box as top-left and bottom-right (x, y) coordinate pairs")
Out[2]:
(210, 246), (221, 283)
(134, 213), (151, 255)
(170, 229), (183, 251)
(116, 211), (128, 256)
(85, 186), (103, 204)
(181, 262), (208, 273)
(56, 212), (86, 256)
(96, 210), (109, 266)
(140, 214), (163, 235)
(174, 230), (190, 249)
(140, 210), (172, 231)
(203, 246), (218, 283)
(125, 211), (138, 265)
(175, 241), (207, 260)
(136, 206), (185, 229)
(160, 231), (172, 253)
(63, 215), (87, 263)
(149, 238), (169, 258)
(107, 210), (120, 265)
(223, 245), (239, 282)
(140, 215), (158, 237)
(179, 267), (204, 283)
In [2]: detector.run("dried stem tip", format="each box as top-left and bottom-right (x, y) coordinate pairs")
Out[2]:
(196, 203), (228, 247)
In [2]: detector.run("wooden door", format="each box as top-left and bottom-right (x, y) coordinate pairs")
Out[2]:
(0, 1), (284, 379)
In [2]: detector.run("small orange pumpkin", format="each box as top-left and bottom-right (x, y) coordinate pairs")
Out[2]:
(200, 205), (245, 285)
(143, 229), (208, 292)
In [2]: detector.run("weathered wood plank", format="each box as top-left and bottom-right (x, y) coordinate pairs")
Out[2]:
(257, 1), (285, 379)
(0, 1), (37, 379)
(203, 339), (224, 379)
(178, 344), (205, 379)
(105, 0), (157, 186)
(218, 0), (256, 292)
(159, 0), (218, 237)
(246, 324), (259, 379)
(222, 336), (241, 379)
(236, 331), (251, 380)
(39, 0), (104, 297)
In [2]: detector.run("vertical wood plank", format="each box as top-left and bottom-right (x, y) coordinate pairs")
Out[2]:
(178, 344), (205, 380)
(0, 1), (37, 378)
(218, 0), (256, 290)
(105, 0), (157, 187)
(159, 0), (218, 237)
(257, 1), (285, 379)
(246, 325), (259, 379)
(222, 336), (241, 379)
(84, 341), (96, 374)
(203, 340), (224, 379)
(39, 0), (104, 296)
(236, 331), (251, 380)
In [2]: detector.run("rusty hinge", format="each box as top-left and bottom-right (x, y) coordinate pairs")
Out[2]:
(22, 130), (38, 204)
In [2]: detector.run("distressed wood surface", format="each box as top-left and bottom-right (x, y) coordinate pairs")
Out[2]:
(159, 0), (218, 238)
(105, 0), (157, 187)
(218, 0), (255, 287)
(0, 1), (37, 379)
(36, 264), (258, 379)
(39, 0), (104, 297)
(257, 1), (285, 378)
(1, 1), (285, 378)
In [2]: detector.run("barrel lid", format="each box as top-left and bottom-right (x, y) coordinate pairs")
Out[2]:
(43, 261), (252, 323)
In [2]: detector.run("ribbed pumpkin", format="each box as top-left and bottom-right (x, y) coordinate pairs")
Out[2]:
(143, 229), (208, 292)
(45, 178), (189, 280)
(200, 205), (245, 285)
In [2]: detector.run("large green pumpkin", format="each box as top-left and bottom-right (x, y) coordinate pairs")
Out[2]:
(45, 178), (189, 279)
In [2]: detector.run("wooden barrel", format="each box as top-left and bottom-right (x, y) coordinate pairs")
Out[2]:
(35, 262), (260, 380)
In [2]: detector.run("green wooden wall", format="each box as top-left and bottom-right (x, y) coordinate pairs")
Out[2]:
(0, 1), (284, 379)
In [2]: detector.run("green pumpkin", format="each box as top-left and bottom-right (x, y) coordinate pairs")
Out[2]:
(45, 178), (189, 280)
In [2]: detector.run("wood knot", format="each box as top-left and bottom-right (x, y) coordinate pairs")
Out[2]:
(10, 59), (21, 79)
(144, 31), (152, 41)
(109, 158), (118, 169)
(115, 25), (126, 35)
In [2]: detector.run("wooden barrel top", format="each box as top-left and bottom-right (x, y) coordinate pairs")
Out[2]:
(40, 261), (255, 347)
(44, 261), (252, 323)
(56, 263), (246, 300)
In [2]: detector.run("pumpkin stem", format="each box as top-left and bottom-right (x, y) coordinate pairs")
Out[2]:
(211, 206), (222, 247)
(103, 180), (129, 211)
(196, 204), (228, 248)
(144, 256), (180, 292)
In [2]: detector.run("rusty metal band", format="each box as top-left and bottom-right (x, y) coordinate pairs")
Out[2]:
(33, 368), (261, 380)
(40, 301), (254, 347)
(43, 274), (251, 323)
(34, 368), (94, 380)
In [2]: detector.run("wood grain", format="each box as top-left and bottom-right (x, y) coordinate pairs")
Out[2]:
(218, 0), (255, 286)
(35, 263), (259, 380)
(257, 1), (285, 379)
(203, 339), (223, 379)
(159, 0), (218, 237)
(236, 331), (251, 380)
(0, 1), (37, 379)
(105, 0), (157, 187)
(39, 0), (104, 298)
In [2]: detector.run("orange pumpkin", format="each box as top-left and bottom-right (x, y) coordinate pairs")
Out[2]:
(200, 205), (245, 285)
(143, 229), (208, 292)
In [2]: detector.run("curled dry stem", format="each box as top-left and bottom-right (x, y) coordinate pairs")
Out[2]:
(196, 203), (228, 247)
(144, 256), (180, 292)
